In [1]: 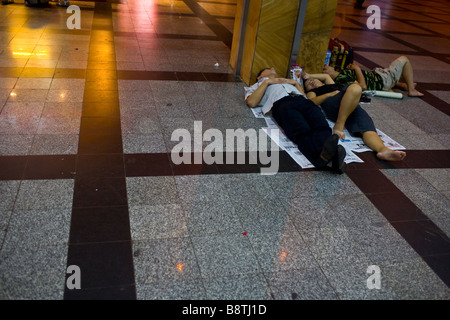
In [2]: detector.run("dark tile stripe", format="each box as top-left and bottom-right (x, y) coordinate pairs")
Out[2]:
(0, 156), (28, 180)
(346, 168), (450, 287)
(416, 83), (450, 91)
(0, 67), (86, 79)
(1, 150), (449, 180)
(340, 13), (450, 38)
(64, 2), (136, 300)
(117, 70), (177, 81)
(65, 242), (135, 295)
(111, 10), (196, 17)
(0, 67), (238, 81)
(117, 70), (238, 82)
(0, 155), (77, 180)
(352, 52), (382, 70)
(115, 31), (219, 41)
(124, 153), (174, 177)
(389, 0), (450, 24)
(43, 29), (92, 35)
(61, 284), (136, 300)
(334, 25), (449, 39)
(24, 155), (77, 180)
(371, 32), (450, 65)
(182, 0), (233, 48)
(419, 92), (450, 117)
(352, 47), (418, 56)
(355, 150), (450, 170)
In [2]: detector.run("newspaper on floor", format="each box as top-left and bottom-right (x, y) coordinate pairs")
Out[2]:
(262, 127), (315, 168)
(251, 107), (265, 119)
(262, 126), (362, 169)
(325, 119), (405, 152)
(254, 107), (405, 169)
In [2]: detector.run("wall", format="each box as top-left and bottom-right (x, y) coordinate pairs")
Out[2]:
(296, 0), (338, 74)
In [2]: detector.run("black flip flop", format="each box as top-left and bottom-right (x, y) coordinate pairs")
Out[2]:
(332, 145), (347, 174)
(318, 134), (339, 166)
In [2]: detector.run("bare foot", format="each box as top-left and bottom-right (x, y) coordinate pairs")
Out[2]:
(408, 89), (424, 97)
(333, 126), (346, 140)
(377, 149), (406, 161)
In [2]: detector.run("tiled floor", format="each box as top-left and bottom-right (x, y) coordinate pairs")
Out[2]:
(0, 0), (449, 302)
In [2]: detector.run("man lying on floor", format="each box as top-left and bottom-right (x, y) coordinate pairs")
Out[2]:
(245, 67), (347, 173)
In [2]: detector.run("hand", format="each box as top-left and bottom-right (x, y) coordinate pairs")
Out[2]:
(346, 63), (360, 71)
(301, 71), (310, 80)
(328, 90), (340, 97)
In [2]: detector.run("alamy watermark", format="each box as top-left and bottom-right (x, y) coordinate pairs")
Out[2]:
(170, 121), (280, 175)
(65, 262), (381, 291)
(66, 4), (382, 31)
(366, 5), (381, 30)
(66, 265), (81, 290)
(367, 265), (381, 290)
(66, 5), (81, 30)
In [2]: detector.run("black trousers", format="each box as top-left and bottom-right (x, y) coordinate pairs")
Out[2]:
(272, 95), (332, 167)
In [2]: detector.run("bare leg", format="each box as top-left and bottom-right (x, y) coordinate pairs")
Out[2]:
(362, 131), (406, 161)
(401, 58), (423, 97)
(395, 82), (416, 91)
(334, 84), (362, 140)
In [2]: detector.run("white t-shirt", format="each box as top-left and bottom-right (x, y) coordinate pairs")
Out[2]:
(244, 77), (305, 114)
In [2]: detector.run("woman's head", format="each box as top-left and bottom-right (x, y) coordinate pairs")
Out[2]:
(304, 78), (323, 91)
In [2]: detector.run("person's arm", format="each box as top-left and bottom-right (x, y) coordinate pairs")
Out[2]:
(291, 78), (306, 95)
(305, 73), (335, 85)
(246, 78), (301, 108)
(306, 90), (340, 106)
(347, 63), (367, 90)
(246, 79), (270, 108)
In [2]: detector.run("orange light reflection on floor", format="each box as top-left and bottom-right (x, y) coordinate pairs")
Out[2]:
(13, 49), (47, 57)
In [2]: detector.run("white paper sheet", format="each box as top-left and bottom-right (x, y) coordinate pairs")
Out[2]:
(253, 107), (405, 168)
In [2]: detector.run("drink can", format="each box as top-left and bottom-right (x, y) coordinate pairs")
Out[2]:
(324, 50), (332, 66)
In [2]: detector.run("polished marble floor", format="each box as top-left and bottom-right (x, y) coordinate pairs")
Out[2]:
(0, 0), (449, 301)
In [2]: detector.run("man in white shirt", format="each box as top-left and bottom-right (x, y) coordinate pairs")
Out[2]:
(245, 67), (346, 173)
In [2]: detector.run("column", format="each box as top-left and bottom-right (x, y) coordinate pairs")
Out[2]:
(230, 0), (338, 85)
